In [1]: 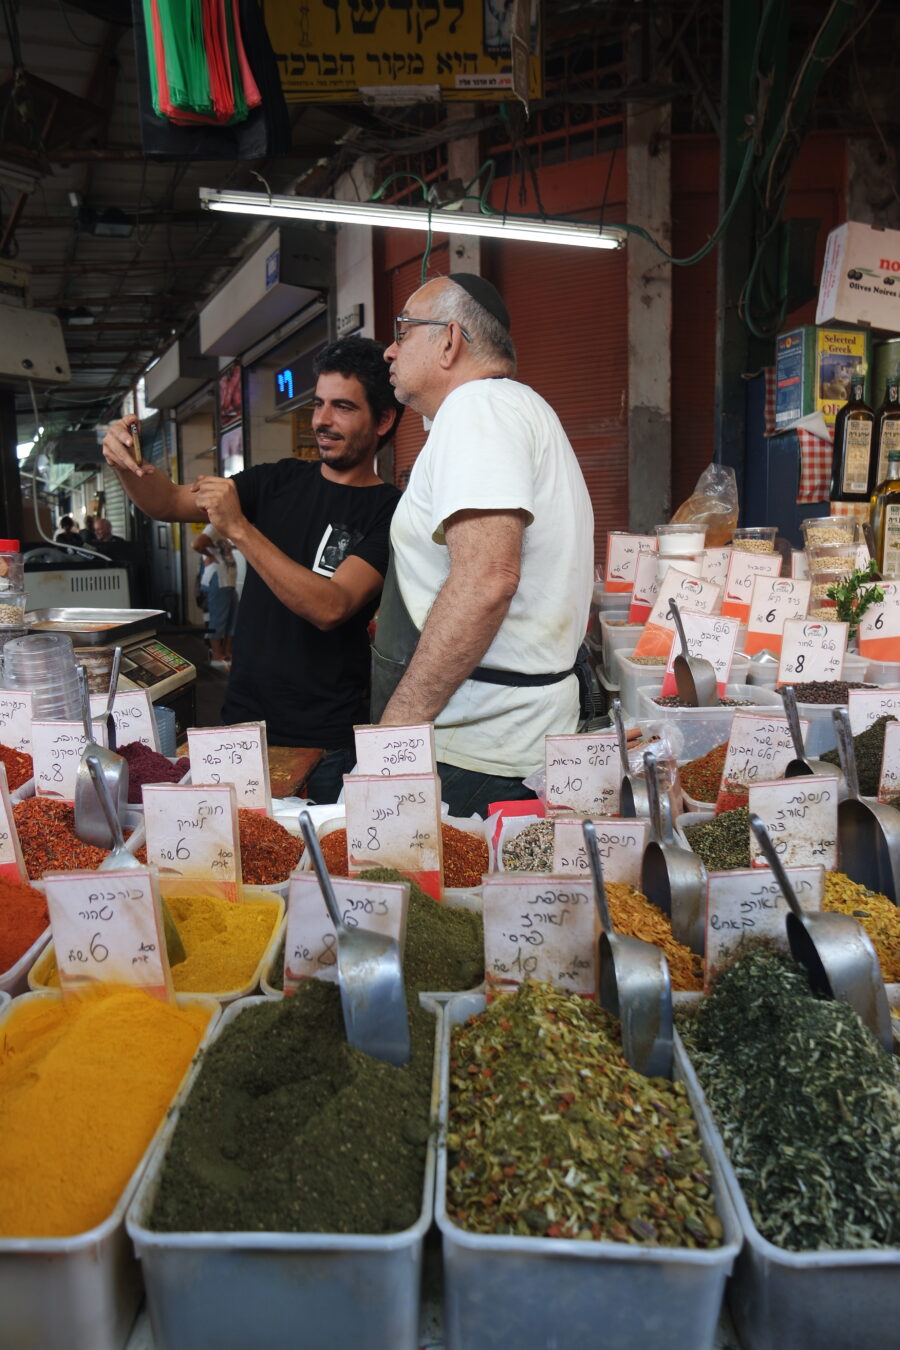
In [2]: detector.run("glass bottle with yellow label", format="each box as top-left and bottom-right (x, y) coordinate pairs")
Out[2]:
(870, 448), (900, 577)
(830, 375), (875, 502)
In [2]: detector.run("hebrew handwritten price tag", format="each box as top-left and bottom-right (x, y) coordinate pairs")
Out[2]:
(744, 576), (812, 656)
(0, 764), (26, 881)
(552, 816), (648, 884)
(187, 723), (271, 814)
(660, 610), (740, 698)
(791, 550), (809, 580)
(32, 717), (107, 801)
(343, 773), (443, 900)
(716, 714), (808, 813)
(353, 722), (436, 776)
(848, 688), (900, 734)
(628, 550), (660, 621)
(283, 872), (409, 993)
(722, 552), (782, 620)
(605, 533), (657, 593)
(0, 690), (33, 755)
(778, 618), (848, 686)
(858, 581), (900, 661)
(482, 875), (597, 993)
(701, 547), (732, 587)
(142, 783), (241, 900)
(90, 689), (158, 750)
(544, 733), (620, 816)
(43, 866), (173, 1000)
(877, 719), (900, 805)
(748, 777), (839, 870)
(648, 569), (722, 629)
(705, 865), (824, 988)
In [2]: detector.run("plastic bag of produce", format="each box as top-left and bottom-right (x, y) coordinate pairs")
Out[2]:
(670, 462), (739, 547)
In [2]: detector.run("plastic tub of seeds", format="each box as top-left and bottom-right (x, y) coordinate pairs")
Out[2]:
(0, 988), (220, 1350)
(731, 526), (777, 553)
(636, 684), (782, 760)
(600, 616), (644, 672)
(675, 952), (900, 1350)
(435, 990), (741, 1350)
(28, 885), (284, 1005)
(617, 651), (749, 720)
(126, 990), (443, 1350)
(800, 516), (862, 550)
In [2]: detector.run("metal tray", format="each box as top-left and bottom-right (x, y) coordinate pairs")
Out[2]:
(24, 608), (165, 646)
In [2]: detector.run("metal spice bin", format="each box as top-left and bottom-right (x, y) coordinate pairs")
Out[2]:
(0, 991), (222, 1350)
(435, 994), (741, 1350)
(126, 994), (443, 1350)
(676, 1029), (900, 1350)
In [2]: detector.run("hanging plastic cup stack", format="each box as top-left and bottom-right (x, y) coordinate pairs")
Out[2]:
(2, 631), (82, 719)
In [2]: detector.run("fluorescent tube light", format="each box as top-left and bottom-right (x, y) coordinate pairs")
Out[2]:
(198, 187), (625, 251)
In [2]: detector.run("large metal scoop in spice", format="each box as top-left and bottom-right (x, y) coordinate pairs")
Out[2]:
(781, 684), (842, 782)
(832, 707), (900, 904)
(669, 600), (717, 707)
(298, 810), (410, 1067)
(583, 819), (673, 1078)
(640, 749), (707, 955)
(73, 665), (129, 848)
(748, 812), (892, 1054)
(610, 698), (650, 818)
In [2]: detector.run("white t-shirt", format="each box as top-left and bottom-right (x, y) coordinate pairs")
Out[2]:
(390, 378), (594, 776)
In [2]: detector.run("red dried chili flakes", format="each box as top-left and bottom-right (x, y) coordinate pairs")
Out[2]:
(715, 781), (749, 815)
(12, 797), (111, 877)
(441, 823), (488, 889)
(0, 875), (48, 970)
(0, 744), (33, 792)
(319, 828), (349, 877)
(678, 742), (728, 803)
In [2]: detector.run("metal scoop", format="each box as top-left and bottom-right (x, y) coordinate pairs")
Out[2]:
(299, 810), (410, 1067)
(611, 698), (650, 818)
(833, 707), (900, 904)
(583, 819), (673, 1078)
(669, 599), (717, 707)
(102, 646), (123, 751)
(748, 812), (892, 1054)
(640, 749), (707, 954)
(87, 753), (186, 966)
(73, 666), (129, 847)
(781, 684), (841, 780)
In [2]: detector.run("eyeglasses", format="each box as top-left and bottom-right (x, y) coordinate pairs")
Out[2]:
(393, 315), (472, 344)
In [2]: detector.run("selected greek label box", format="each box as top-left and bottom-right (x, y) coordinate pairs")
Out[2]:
(774, 324), (871, 431)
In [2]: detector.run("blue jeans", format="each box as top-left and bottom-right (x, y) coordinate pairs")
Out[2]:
(436, 761), (538, 819)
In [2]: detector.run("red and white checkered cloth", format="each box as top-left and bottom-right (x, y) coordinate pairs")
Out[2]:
(763, 366), (834, 503)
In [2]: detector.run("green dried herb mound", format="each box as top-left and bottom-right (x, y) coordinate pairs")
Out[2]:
(678, 948), (900, 1252)
(447, 981), (723, 1248)
(148, 977), (435, 1234)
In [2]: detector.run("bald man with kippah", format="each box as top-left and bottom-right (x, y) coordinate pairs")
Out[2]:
(374, 272), (594, 818)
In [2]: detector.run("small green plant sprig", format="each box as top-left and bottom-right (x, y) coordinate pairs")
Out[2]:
(826, 559), (885, 637)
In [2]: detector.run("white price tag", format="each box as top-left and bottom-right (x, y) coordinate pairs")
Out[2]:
(0, 690), (33, 755)
(89, 689), (159, 750)
(877, 719), (900, 805)
(604, 533), (657, 591)
(142, 783), (242, 899)
(353, 722), (436, 776)
(723, 551), (782, 607)
(187, 723), (271, 814)
(701, 547), (732, 587)
(482, 875), (596, 993)
(748, 777), (839, 870)
(283, 872), (409, 992)
(848, 689), (900, 734)
(716, 714), (808, 812)
(778, 618), (848, 686)
(629, 550), (661, 616)
(744, 576), (812, 656)
(343, 773), (443, 899)
(544, 733), (620, 816)
(551, 817), (648, 885)
(858, 581), (900, 661)
(0, 764), (26, 881)
(661, 610), (740, 697)
(43, 866), (173, 1000)
(791, 550), (809, 580)
(647, 570), (722, 630)
(705, 865), (824, 988)
(32, 717), (107, 801)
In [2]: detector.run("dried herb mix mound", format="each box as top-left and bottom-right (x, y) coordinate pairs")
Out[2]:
(149, 977), (435, 1234)
(678, 948), (900, 1252)
(683, 805), (750, 871)
(448, 981), (722, 1248)
(819, 713), (897, 797)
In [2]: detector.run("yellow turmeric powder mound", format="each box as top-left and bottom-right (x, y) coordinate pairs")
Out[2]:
(0, 986), (210, 1237)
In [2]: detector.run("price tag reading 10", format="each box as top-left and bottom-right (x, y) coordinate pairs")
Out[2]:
(43, 866), (173, 1000)
(482, 875), (597, 994)
(777, 618), (848, 686)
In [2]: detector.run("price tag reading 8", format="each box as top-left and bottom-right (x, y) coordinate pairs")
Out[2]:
(482, 875), (597, 994)
(777, 618), (848, 687)
(43, 866), (174, 1001)
(283, 872), (410, 993)
(0, 763), (26, 881)
(32, 717), (107, 801)
(343, 772), (443, 900)
(142, 783), (242, 900)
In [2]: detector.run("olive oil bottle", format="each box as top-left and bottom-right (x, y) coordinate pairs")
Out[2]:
(829, 375), (875, 502)
(874, 373), (900, 488)
(870, 448), (900, 578)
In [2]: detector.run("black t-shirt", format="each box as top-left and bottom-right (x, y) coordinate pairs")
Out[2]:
(222, 459), (400, 748)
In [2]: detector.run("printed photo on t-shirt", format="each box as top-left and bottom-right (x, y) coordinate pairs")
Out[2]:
(312, 523), (364, 576)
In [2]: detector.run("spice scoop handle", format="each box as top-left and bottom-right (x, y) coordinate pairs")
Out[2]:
(669, 599), (690, 658)
(85, 753), (127, 851)
(780, 685), (807, 759)
(298, 810), (346, 935)
(832, 707), (862, 799)
(582, 820), (614, 935)
(747, 813), (805, 921)
(610, 699), (629, 771)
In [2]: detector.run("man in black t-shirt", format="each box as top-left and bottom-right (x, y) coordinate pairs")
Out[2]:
(101, 337), (403, 801)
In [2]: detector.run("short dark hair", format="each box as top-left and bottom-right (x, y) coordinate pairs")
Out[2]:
(312, 336), (403, 449)
(60, 515), (74, 529)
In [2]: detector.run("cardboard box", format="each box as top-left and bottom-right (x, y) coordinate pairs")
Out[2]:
(774, 325), (871, 430)
(816, 221), (900, 333)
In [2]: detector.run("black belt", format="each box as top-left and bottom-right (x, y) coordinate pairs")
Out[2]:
(467, 663), (575, 687)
